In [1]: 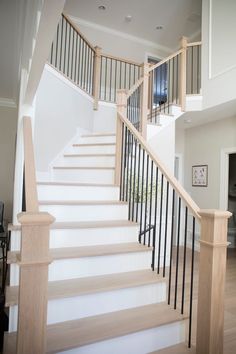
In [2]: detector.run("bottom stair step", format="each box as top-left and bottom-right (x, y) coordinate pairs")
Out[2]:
(150, 343), (195, 353)
(4, 303), (188, 354)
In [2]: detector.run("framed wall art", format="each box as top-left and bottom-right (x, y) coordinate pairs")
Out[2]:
(192, 165), (208, 187)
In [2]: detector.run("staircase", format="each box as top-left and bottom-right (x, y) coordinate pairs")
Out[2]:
(5, 131), (190, 353)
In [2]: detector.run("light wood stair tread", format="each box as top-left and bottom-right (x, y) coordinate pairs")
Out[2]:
(73, 142), (115, 147)
(7, 242), (152, 264)
(81, 133), (116, 137)
(38, 200), (127, 205)
(63, 153), (115, 157)
(150, 343), (195, 353)
(4, 303), (188, 353)
(37, 181), (116, 187)
(6, 269), (165, 306)
(53, 166), (115, 170)
(8, 219), (138, 231)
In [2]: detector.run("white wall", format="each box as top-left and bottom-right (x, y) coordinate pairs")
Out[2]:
(70, 18), (170, 64)
(93, 102), (117, 133)
(34, 65), (94, 173)
(148, 122), (175, 174)
(184, 116), (236, 209)
(202, 0), (236, 109)
(0, 106), (18, 221)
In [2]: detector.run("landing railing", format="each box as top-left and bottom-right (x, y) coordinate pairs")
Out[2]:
(49, 14), (142, 109)
(116, 91), (231, 353)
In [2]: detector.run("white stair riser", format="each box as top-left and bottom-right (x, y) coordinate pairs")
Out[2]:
(37, 185), (119, 201)
(78, 136), (116, 144)
(9, 283), (166, 330)
(8, 226), (139, 251)
(39, 204), (128, 222)
(10, 252), (153, 284)
(72, 145), (116, 154)
(52, 168), (114, 184)
(50, 226), (139, 248)
(58, 321), (186, 354)
(57, 155), (115, 168)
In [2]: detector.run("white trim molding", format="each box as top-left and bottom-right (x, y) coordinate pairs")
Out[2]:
(69, 15), (173, 55)
(209, 0), (236, 79)
(0, 98), (17, 108)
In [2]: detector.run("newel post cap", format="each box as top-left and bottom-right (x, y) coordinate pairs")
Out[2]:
(17, 212), (55, 226)
(199, 209), (232, 220)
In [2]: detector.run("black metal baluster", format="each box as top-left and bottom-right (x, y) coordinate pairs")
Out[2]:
(55, 22), (59, 68)
(84, 44), (88, 90)
(81, 40), (85, 88)
(143, 155), (149, 245)
(139, 149), (145, 241)
(131, 139), (137, 221)
(77, 35), (81, 85)
(114, 59), (117, 102)
(125, 130), (131, 202)
(119, 61), (122, 89)
(188, 216), (196, 348)
(181, 206), (188, 314)
(128, 134), (134, 220)
(168, 189), (175, 304)
(148, 160), (154, 247)
(109, 59), (112, 102)
(104, 57), (108, 101)
(135, 144), (141, 222)
(176, 55), (179, 103)
(71, 29), (74, 79)
(63, 20), (67, 74)
(167, 60), (170, 114)
(191, 46), (194, 94)
(157, 174), (164, 274)
(67, 24), (71, 77)
(152, 167), (159, 270)
(163, 181), (169, 277)
(121, 126), (128, 201)
(74, 31), (78, 83)
(59, 17), (64, 72)
(174, 197), (181, 309)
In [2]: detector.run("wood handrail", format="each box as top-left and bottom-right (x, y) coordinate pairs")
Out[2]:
(62, 13), (95, 52)
(187, 41), (202, 47)
(127, 77), (144, 98)
(23, 116), (39, 212)
(117, 111), (201, 220)
(148, 49), (183, 73)
(101, 53), (142, 67)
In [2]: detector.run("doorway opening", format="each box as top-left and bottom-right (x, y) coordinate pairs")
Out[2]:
(228, 153), (236, 247)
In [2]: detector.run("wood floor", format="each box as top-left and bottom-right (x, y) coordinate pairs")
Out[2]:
(153, 248), (236, 354)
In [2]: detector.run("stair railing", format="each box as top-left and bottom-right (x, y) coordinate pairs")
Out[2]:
(116, 91), (231, 353)
(15, 117), (54, 354)
(49, 13), (142, 110)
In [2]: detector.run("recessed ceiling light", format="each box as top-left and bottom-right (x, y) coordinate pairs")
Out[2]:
(156, 25), (163, 30)
(125, 15), (132, 22)
(184, 118), (192, 124)
(98, 5), (106, 10)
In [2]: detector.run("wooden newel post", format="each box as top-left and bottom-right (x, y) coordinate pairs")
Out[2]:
(196, 209), (232, 354)
(93, 46), (102, 110)
(141, 62), (149, 139)
(16, 211), (55, 354)
(115, 89), (128, 186)
(179, 36), (187, 111)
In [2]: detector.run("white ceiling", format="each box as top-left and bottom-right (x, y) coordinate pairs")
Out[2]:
(64, 0), (202, 51)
